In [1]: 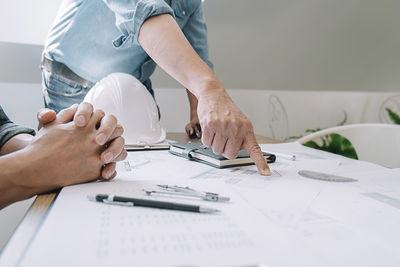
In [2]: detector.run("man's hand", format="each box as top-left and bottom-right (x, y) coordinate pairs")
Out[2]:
(138, 14), (269, 175)
(185, 89), (202, 139)
(185, 118), (202, 139)
(197, 88), (271, 176)
(37, 103), (127, 179)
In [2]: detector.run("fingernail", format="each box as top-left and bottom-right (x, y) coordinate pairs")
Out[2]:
(96, 133), (107, 145)
(104, 152), (113, 163)
(106, 170), (115, 179)
(261, 168), (271, 176)
(76, 115), (86, 127)
(38, 110), (46, 119)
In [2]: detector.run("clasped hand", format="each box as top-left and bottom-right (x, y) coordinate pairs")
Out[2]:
(35, 103), (127, 185)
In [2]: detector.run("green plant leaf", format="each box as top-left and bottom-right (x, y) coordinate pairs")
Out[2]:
(305, 128), (323, 134)
(303, 140), (320, 149)
(386, 108), (400, 124)
(303, 133), (358, 160)
(295, 111), (358, 159)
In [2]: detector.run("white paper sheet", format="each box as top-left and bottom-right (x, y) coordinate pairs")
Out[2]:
(17, 143), (400, 267)
(18, 180), (272, 267)
(116, 150), (214, 181)
(115, 145), (342, 187)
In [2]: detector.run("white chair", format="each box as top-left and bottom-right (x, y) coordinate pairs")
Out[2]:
(297, 123), (400, 168)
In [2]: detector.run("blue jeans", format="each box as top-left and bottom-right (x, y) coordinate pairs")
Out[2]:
(42, 69), (95, 113)
(42, 70), (161, 118)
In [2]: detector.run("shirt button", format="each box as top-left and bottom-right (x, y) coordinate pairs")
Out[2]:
(182, 10), (186, 16)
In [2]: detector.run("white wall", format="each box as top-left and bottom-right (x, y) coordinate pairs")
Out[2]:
(158, 0), (400, 91)
(1, 0), (400, 91)
(0, 83), (43, 128)
(0, 0), (61, 45)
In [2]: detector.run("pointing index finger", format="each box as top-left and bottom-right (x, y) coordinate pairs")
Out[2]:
(242, 133), (271, 176)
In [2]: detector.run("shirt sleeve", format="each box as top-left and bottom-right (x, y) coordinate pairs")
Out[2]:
(102, 0), (175, 47)
(182, 3), (213, 70)
(0, 106), (35, 149)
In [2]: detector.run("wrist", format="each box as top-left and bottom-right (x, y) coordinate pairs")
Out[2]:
(11, 145), (57, 196)
(192, 77), (225, 99)
(14, 147), (40, 194)
(190, 116), (199, 122)
(190, 109), (199, 120)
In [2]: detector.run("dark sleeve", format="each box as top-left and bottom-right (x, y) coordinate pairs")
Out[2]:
(0, 106), (35, 149)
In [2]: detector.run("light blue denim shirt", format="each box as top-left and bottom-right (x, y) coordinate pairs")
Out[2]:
(44, 0), (213, 88)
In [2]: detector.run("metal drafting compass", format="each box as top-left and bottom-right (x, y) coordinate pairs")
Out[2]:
(143, 185), (230, 202)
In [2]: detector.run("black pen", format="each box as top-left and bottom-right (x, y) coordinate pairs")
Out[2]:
(88, 194), (220, 213)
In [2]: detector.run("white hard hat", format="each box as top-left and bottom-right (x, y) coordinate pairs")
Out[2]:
(83, 73), (166, 145)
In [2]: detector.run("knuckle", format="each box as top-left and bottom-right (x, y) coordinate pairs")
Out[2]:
(207, 120), (217, 129)
(119, 136), (126, 146)
(249, 144), (262, 155)
(117, 125), (124, 135)
(58, 108), (68, 116)
(108, 114), (117, 123)
(244, 120), (253, 130)
(103, 116), (117, 131)
(236, 120), (244, 129)
(221, 119), (229, 130)
(95, 109), (105, 118)
(230, 122), (239, 132)
(81, 101), (93, 110)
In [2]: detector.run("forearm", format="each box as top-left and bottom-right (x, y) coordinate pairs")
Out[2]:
(0, 133), (34, 156)
(138, 14), (223, 98)
(138, 13), (269, 175)
(186, 89), (199, 120)
(0, 148), (41, 209)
